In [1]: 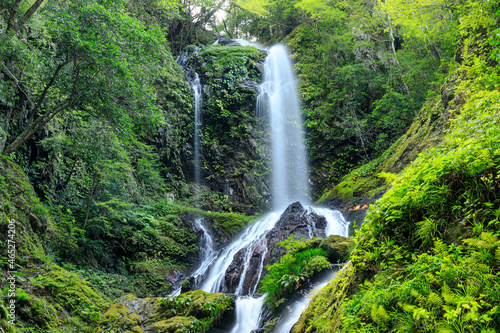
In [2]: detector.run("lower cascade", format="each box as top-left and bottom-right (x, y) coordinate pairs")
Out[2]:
(192, 202), (349, 332)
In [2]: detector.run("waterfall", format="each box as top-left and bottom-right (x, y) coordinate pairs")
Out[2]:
(187, 41), (350, 333)
(269, 269), (339, 333)
(191, 218), (216, 282)
(192, 73), (202, 189)
(230, 295), (267, 333)
(200, 212), (281, 294)
(259, 45), (310, 210)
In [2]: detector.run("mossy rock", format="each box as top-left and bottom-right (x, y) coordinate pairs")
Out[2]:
(0, 156), (49, 263)
(153, 290), (233, 321)
(100, 302), (132, 323)
(96, 291), (234, 332)
(0, 157), (111, 332)
(304, 235), (353, 264)
(147, 316), (202, 333)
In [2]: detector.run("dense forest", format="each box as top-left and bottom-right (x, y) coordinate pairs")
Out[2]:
(1, 0), (500, 332)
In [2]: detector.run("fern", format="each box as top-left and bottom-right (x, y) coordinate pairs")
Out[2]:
(371, 304), (389, 323)
(416, 218), (439, 247)
(433, 238), (448, 256)
(442, 284), (456, 304)
(495, 247), (500, 262)
(427, 292), (443, 308)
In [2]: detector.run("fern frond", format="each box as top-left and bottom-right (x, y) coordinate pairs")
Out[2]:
(427, 292), (443, 308)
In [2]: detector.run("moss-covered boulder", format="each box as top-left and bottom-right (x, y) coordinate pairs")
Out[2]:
(96, 291), (234, 332)
(303, 235), (353, 264)
(182, 42), (271, 214)
(147, 316), (203, 333)
(0, 156), (49, 265)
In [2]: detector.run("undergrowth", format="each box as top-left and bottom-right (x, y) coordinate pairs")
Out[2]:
(260, 237), (332, 309)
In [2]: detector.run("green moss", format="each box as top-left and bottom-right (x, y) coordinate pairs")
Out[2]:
(0, 156), (49, 264)
(101, 302), (131, 322)
(0, 157), (111, 332)
(198, 45), (263, 77)
(204, 211), (254, 237)
(292, 263), (356, 332)
(96, 291), (233, 333)
(316, 73), (456, 205)
(156, 290), (233, 321)
(147, 316), (203, 333)
(260, 236), (352, 309)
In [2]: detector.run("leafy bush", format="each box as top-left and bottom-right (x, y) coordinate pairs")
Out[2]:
(260, 238), (331, 308)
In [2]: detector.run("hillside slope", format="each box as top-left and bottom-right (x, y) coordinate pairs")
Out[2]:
(0, 156), (110, 332)
(293, 2), (500, 332)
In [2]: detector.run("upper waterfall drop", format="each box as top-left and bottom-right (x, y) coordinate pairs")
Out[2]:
(192, 73), (202, 188)
(259, 45), (310, 210)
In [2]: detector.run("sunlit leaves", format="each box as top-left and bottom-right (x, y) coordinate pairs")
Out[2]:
(378, 0), (459, 44)
(233, 0), (270, 16)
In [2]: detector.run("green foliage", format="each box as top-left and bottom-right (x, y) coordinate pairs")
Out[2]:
(341, 239), (500, 332)
(278, 0), (457, 196)
(197, 44), (263, 141)
(160, 290), (233, 321)
(293, 3), (500, 332)
(260, 237), (331, 308)
(225, 0), (304, 43)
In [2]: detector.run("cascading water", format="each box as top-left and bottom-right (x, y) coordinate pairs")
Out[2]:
(192, 73), (202, 191)
(270, 269), (339, 333)
(258, 45), (310, 210)
(191, 218), (216, 283)
(187, 42), (350, 333)
(200, 212), (281, 293)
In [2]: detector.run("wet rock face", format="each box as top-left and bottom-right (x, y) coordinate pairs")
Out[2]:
(221, 202), (328, 294)
(268, 202), (327, 241)
(264, 202), (328, 271)
(165, 269), (185, 292)
(177, 39), (271, 214)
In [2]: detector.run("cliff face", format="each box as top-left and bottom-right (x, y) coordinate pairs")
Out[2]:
(292, 9), (500, 332)
(178, 39), (271, 214)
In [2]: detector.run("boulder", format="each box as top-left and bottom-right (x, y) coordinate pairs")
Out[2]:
(95, 291), (234, 332)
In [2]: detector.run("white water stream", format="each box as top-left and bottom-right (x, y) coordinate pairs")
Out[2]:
(270, 269), (339, 333)
(200, 211), (281, 293)
(192, 73), (202, 189)
(258, 45), (310, 210)
(191, 218), (216, 283)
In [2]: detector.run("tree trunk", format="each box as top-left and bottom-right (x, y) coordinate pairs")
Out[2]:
(7, 0), (45, 33)
(3, 102), (71, 155)
(7, 0), (22, 32)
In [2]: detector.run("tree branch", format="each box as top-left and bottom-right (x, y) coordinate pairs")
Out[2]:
(3, 101), (72, 155)
(222, 19), (234, 39)
(7, 0), (22, 32)
(28, 60), (71, 125)
(8, 0), (45, 33)
(3, 66), (80, 155)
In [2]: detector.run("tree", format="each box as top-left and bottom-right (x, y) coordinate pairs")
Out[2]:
(1, 0), (167, 155)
